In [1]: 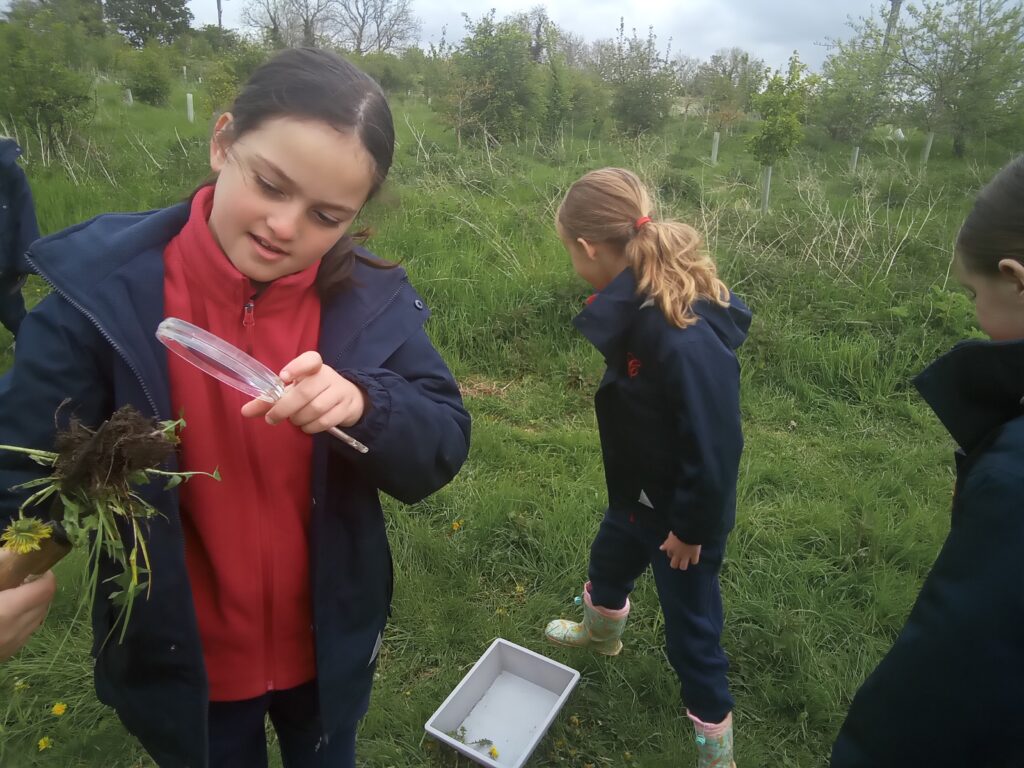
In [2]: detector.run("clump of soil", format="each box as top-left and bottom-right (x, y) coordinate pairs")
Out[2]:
(52, 405), (176, 499)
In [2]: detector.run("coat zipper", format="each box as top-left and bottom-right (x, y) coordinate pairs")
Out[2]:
(25, 254), (161, 418)
(243, 300), (256, 355)
(240, 296), (276, 690)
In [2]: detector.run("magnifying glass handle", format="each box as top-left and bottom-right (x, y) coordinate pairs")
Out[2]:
(328, 426), (369, 454)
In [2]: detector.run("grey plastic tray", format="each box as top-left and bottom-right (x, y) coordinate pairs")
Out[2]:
(424, 638), (581, 767)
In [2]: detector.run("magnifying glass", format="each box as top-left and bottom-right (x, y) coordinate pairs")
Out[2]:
(156, 317), (369, 454)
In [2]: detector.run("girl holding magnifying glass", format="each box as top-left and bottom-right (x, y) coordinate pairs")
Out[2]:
(0, 48), (470, 768)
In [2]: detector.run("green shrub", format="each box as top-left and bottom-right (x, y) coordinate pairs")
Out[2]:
(126, 46), (171, 106)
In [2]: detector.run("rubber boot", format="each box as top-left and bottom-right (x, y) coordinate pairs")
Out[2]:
(687, 710), (736, 768)
(544, 582), (629, 656)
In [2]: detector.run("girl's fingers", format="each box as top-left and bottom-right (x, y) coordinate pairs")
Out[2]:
(266, 377), (331, 425)
(240, 398), (273, 418)
(302, 401), (358, 434)
(279, 351), (323, 383)
(290, 388), (349, 432)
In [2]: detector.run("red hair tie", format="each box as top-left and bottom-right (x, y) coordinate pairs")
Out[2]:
(634, 216), (652, 231)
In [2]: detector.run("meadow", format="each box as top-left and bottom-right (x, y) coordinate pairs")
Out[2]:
(0, 80), (1007, 766)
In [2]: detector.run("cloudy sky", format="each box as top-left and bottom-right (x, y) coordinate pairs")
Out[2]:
(191, 0), (884, 70)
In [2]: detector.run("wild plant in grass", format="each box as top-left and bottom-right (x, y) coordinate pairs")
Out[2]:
(0, 405), (218, 641)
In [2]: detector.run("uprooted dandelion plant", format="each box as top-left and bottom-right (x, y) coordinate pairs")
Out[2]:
(0, 404), (218, 641)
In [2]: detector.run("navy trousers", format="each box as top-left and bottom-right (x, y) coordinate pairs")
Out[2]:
(588, 509), (734, 723)
(208, 680), (357, 768)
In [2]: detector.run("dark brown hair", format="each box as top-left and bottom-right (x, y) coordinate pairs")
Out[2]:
(198, 47), (397, 298)
(957, 155), (1024, 275)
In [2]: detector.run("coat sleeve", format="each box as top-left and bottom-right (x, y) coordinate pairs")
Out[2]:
(0, 295), (112, 524)
(0, 164), (40, 335)
(661, 335), (743, 545)
(830, 469), (1024, 768)
(331, 327), (470, 505)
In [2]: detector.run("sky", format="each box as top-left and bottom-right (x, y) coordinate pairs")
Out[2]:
(190, 0), (886, 71)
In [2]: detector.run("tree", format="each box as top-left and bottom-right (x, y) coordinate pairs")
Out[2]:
(882, 0), (904, 53)
(334, 0), (419, 54)
(814, 14), (894, 142)
(104, 0), (193, 46)
(242, 0), (290, 47)
(6, 0), (106, 37)
(693, 48), (766, 129)
(607, 20), (679, 135)
(242, 0), (335, 46)
(893, 0), (1024, 157)
(508, 5), (553, 62)
(448, 11), (542, 141)
(748, 53), (814, 211)
(0, 16), (93, 147)
(125, 43), (172, 104)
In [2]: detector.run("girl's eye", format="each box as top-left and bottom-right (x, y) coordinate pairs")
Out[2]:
(314, 211), (341, 226)
(255, 176), (282, 196)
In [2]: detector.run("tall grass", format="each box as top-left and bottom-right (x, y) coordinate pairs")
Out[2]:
(0, 83), (1007, 766)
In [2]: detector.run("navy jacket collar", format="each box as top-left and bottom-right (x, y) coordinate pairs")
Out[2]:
(914, 337), (1024, 454)
(572, 266), (752, 358)
(573, 268), (643, 359)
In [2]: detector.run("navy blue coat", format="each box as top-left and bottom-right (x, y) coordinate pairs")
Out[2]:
(0, 139), (39, 335)
(831, 338), (1024, 768)
(574, 268), (751, 544)
(0, 203), (471, 767)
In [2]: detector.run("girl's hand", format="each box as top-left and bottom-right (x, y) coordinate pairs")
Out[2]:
(240, 351), (367, 433)
(659, 532), (701, 570)
(0, 552), (56, 662)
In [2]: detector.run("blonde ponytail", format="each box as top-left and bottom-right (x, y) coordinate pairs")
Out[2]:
(627, 220), (728, 328)
(556, 168), (728, 329)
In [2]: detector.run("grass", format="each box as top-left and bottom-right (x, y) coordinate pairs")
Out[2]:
(0, 81), (1006, 766)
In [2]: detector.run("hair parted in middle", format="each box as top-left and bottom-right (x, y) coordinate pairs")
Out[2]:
(556, 167), (729, 328)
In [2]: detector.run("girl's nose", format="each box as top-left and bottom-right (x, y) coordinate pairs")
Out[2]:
(266, 204), (301, 242)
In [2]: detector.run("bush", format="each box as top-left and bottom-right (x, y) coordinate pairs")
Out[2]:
(0, 21), (93, 145)
(202, 61), (238, 116)
(126, 46), (172, 106)
(658, 169), (701, 201)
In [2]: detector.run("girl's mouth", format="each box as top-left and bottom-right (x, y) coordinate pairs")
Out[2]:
(250, 233), (288, 259)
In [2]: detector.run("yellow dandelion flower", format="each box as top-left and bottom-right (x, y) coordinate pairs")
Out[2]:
(38, 736), (53, 751)
(514, 585), (525, 595)
(450, 519), (464, 532)
(2, 517), (52, 555)
(489, 746), (499, 759)
(14, 679), (29, 692)
(51, 702), (67, 717)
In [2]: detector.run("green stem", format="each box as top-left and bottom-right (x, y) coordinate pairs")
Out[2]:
(0, 445), (57, 462)
(144, 468), (218, 480)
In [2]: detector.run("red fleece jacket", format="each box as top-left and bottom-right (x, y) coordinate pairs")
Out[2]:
(164, 186), (321, 701)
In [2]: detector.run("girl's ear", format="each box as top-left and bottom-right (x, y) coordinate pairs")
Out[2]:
(576, 237), (598, 262)
(209, 112), (234, 173)
(998, 259), (1024, 299)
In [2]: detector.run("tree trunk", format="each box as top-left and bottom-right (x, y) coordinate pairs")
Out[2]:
(882, 0), (903, 54)
(216, 0), (223, 28)
(953, 130), (966, 159)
